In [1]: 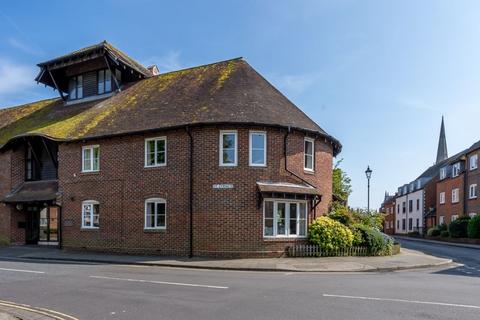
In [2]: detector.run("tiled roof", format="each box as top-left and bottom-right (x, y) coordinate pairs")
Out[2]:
(0, 58), (341, 154)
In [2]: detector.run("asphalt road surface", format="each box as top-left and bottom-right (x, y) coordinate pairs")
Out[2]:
(0, 250), (478, 320)
(397, 237), (480, 277)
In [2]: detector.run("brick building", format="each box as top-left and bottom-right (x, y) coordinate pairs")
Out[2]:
(0, 41), (341, 257)
(380, 193), (395, 235)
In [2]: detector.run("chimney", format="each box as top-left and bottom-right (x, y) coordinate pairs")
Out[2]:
(147, 65), (160, 76)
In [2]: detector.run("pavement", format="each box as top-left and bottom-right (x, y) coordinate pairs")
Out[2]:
(0, 245), (476, 320)
(0, 245), (452, 272)
(395, 235), (480, 250)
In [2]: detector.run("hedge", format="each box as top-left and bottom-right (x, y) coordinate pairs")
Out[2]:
(468, 215), (480, 239)
(449, 216), (470, 238)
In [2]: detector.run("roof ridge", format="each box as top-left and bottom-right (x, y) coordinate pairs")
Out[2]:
(0, 97), (59, 112)
(151, 57), (243, 78)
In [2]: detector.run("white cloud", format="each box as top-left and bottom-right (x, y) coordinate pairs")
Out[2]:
(0, 58), (37, 98)
(143, 50), (183, 73)
(7, 38), (43, 56)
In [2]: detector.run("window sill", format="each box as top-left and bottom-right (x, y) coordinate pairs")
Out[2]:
(303, 169), (315, 175)
(249, 164), (267, 168)
(144, 164), (167, 169)
(81, 227), (99, 231)
(263, 236), (307, 241)
(469, 197), (477, 200)
(81, 171), (100, 175)
(144, 228), (167, 233)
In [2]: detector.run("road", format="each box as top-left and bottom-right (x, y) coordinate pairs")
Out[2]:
(397, 237), (480, 277)
(0, 248), (478, 320)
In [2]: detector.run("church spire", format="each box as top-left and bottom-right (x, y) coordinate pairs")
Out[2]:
(436, 116), (448, 164)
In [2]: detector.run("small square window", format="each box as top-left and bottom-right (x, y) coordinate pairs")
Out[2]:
(145, 137), (167, 167)
(82, 200), (99, 229)
(469, 184), (477, 199)
(145, 198), (166, 229)
(82, 145), (99, 172)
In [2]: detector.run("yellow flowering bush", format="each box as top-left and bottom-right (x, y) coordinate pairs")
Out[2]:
(308, 216), (353, 251)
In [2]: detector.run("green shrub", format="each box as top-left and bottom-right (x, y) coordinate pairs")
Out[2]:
(467, 215), (480, 239)
(351, 224), (393, 254)
(308, 216), (353, 251)
(440, 230), (450, 238)
(449, 216), (470, 238)
(328, 207), (352, 226)
(427, 227), (440, 237)
(349, 225), (364, 246)
(437, 223), (448, 232)
(0, 235), (9, 247)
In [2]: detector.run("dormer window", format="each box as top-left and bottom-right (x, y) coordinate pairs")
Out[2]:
(68, 75), (83, 100)
(452, 162), (461, 177)
(440, 167), (447, 180)
(98, 69), (112, 94)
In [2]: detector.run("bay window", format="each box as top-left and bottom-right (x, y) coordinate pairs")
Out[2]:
(264, 200), (307, 237)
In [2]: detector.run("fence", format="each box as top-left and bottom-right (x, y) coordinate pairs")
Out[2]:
(287, 244), (371, 257)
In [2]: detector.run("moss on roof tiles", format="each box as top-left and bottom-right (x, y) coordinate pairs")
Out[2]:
(0, 57), (341, 154)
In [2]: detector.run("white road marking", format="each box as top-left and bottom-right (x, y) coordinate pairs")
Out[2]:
(323, 294), (480, 309)
(89, 275), (229, 289)
(0, 267), (45, 274)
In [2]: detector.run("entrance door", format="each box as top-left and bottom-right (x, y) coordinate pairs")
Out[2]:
(25, 211), (40, 245)
(38, 206), (59, 245)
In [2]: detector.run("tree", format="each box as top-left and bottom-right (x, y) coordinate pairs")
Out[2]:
(332, 159), (352, 207)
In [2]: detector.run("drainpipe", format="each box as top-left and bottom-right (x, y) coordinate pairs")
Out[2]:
(186, 127), (194, 258)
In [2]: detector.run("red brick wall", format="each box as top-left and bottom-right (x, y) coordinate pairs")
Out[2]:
(382, 201), (395, 235)
(436, 174), (465, 224)
(58, 126), (333, 257)
(466, 150), (480, 215)
(0, 150), (12, 243)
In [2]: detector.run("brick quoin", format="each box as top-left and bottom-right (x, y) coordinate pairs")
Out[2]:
(55, 126), (333, 258)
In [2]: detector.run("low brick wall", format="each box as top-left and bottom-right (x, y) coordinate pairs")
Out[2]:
(425, 236), (480, 245)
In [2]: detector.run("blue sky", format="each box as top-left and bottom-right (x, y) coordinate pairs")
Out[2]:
(1, 0), (480, 209)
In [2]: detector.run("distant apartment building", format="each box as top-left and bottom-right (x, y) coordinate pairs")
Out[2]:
(380, 193), (395, 235)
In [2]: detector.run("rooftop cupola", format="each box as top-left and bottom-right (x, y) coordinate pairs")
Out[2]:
(35, 41), (152, 103)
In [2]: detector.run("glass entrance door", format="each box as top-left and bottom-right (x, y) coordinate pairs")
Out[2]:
(38, 206), (59, 245)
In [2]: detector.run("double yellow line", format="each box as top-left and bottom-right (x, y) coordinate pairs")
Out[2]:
(0, 299), (79, 320)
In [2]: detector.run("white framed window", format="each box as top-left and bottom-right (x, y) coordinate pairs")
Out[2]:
(439, 216), (445, 225)
(452, 188), (460, 203)
(69, 75), (83, 100)
(304, 138), (315, 171)
(469, 213), (477, 218)
(439, 192), (446, 204)
(145, 137), (167, 167)
(98, 69), (112, 94)
(82, 200), (99, 229)
(470, 154), (478, 170)
(469, 184), (477, 199)
(145, 198), (167, 230)
(451, 215), (458, 222)
(439, 167), (447, 180)
(249, 131), (266, 167)
(219, 130), (237, 166)
(452, 163), (461, 177)
(82, 145), (99, 172)
(263, 200), (307, 238)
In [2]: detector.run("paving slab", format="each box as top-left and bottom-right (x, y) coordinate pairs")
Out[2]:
(0, 246), (452, 272)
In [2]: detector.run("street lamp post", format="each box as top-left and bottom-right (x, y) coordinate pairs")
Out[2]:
(365, 166), (372, 214)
